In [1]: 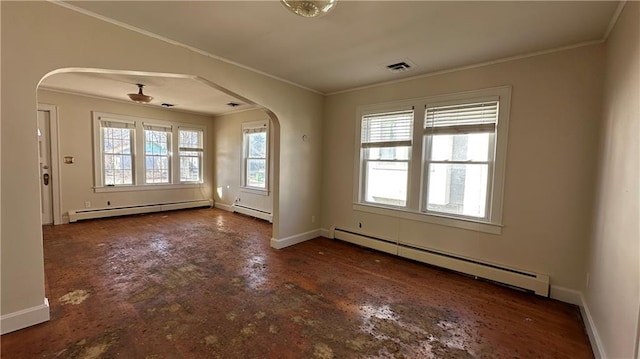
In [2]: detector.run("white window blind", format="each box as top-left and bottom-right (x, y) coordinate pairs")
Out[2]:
(361, 110), (413, 148)
(425, 101), (498, 134)
(143, 123), (172, 132)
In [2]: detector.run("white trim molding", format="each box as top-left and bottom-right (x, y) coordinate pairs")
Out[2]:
(38, 104), (63, 225)
(549, 285), (582, 306)
(549, 286), (604, 359)
(214, 202), (234, 212)
(579, 293), (606, 359)
(320, 228), (334, 239)
(1, 298), (50, 335)
(270, 229), (321, 249)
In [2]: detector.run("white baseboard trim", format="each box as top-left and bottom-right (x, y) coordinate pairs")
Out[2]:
(579, 293), (606, 359)
(549, 286), (603, 358)
(1, 298), (50, 335)
(214, 202), (234, 212)
(320, 227), (334, 239)
(271, 229), (321, 249)
(550, 285), (582, 306)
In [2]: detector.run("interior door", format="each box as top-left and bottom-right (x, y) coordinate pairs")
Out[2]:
(38, 110), (53, 225)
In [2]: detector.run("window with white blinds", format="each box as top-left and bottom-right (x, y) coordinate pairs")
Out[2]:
(360, 110), (413, 207)
(424, 101), (498, 134)
(424, 100), (500, 221)
(361, 111), (413, 148)
(355, 86), (511, 231)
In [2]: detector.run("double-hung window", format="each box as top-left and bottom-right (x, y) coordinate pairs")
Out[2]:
(100, 119), (135, 185)
(360, 110), (413, 207)
(144, 124), (171, 184)
(93, 112), (206, 191)
(355, 86), (510, 233)
(242, 121), (268, 190)
(424, 101), (498, 220)
(178, 129), (204, 183)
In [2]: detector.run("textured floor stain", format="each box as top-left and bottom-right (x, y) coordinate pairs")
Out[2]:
(59, 289), (90, 305)
(254, 311), (266, 319)
(313, 342), (334, 359)
(241, 324), (257, 336)
(204, 335), (218, 346)
(61, 332), (117, 359)
(79, 343), (109, 359)
(2, 209), (593, 358)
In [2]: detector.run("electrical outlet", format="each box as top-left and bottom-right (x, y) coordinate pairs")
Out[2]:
(311, 215), (316, 223)
(107, 201), (111, 206)
(84, 201), (91, 208)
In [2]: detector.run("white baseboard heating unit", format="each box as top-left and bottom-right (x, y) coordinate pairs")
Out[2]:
(68, 199), (212, 222)
(333, 228), (550, 297)
(232, 203), (273, 223)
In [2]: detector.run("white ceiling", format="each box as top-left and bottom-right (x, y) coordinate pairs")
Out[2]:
(43, 1), (620, 115)
(40, 72), (254, 116)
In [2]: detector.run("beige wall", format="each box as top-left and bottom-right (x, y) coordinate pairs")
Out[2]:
(38, 90), (215, 220)
(322, 44), (604, 291)
(213, 108), (274, 214)
(585, 2), (640, 358)
(1, 1), (323, 317)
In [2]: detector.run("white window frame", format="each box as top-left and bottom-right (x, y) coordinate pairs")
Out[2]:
(143, 123), (172, 184)
(178, 127), (205, 183)
(241, 120), (269, 191)
(93, 115), (136, 188)
(359, 108), (414, 208)
(353, 86), (511, 234)
(92, 112), (206, 192)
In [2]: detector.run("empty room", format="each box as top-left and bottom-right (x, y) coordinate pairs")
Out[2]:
(1, 1), (638, 358)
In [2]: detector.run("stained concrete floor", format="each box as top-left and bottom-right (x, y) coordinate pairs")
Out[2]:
(1, 208), (593, 358)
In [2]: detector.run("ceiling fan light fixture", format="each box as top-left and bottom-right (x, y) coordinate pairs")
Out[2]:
(280, 0), (337, 18)
(128, 83), (153, 103)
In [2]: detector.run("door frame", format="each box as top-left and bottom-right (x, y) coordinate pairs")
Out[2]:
(38, 103), (62, 224)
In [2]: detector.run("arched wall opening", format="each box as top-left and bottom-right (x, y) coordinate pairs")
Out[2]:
(36, 67), (280, 232)
(1, 1), (323, 334)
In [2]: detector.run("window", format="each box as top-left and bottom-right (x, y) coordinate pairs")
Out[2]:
(93, 112), (206, 191)
(101, 120), (135, 185)
(360, 110), (413, 207)
(179, 129), (204, 183)
(424, 101), (497, 220)
(355, 86), (511, 232)
(242, 121), (268, 190)
(144, 125), (171, 184)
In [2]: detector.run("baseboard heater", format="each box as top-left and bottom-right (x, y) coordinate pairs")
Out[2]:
(333, 228), (549, 297)
(232, 203), (273, 223)
(68, 199), (213, 222)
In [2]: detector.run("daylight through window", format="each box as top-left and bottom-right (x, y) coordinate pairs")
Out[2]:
(355, 86), (511, 229)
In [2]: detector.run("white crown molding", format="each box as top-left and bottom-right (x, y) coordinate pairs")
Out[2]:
(49, 0), (322, 95)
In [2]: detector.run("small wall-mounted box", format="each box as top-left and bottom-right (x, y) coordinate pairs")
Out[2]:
(63, 156), (74, 164)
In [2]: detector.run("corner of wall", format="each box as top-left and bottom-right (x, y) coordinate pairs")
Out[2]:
(0, 298), (50, 335)
(270, 229), (322, 249)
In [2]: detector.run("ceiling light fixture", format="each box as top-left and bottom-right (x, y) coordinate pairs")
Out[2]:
(128, 83), (153, 103)
(280, 0), (337, 18)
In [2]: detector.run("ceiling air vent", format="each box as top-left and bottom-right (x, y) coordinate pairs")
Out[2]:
(386, 60), (415, 73)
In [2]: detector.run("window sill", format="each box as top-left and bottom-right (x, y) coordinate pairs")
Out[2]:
(352, 203), (503, 235)
(94, 183), (205, 193)
(239, 187), (270, 196)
